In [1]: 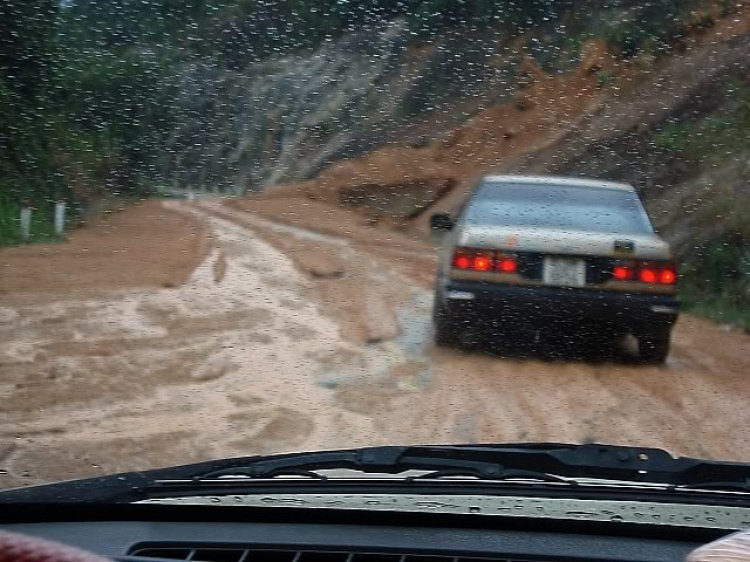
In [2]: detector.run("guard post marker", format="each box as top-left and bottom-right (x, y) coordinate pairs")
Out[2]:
(54, 200), (66, 238)
(20, 202), (32, 243)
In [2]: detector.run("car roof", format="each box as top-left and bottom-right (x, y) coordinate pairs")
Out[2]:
(480, 175), (635, 192)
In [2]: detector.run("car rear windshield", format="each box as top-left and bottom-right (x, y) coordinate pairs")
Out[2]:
(466, 182), (654, 235)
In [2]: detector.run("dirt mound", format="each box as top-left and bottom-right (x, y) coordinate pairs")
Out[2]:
(0, 200), (209, 297)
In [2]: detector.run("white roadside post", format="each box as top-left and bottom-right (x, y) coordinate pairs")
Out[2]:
(54, 200), (66, 238)
(20, 204), (32, 243)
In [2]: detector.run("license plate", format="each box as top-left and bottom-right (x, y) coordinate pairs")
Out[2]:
(543, 257), (586, 287)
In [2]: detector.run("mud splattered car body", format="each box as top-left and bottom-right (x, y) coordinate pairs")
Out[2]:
(431, 176), (680, 363)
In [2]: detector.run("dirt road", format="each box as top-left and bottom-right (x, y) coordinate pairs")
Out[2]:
(1, 199), (749, 489)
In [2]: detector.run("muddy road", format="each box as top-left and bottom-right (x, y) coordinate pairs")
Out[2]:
(1, 199), (749, 488)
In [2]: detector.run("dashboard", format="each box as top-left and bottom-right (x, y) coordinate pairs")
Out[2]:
(0, 518), (705, 562)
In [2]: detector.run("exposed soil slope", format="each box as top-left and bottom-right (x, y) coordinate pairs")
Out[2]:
(260, 9), (750, 248)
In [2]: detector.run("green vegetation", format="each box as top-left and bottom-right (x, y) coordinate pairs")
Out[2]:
(0, 195), (61, 246)
(0, 0), (182, 246)
(693, 12), (716, 30)
(658, 86), (750, 329)
(0, 0), (586, 246)
(655, 85), (750, 329)
(200, 0), (578, 67)
(681, 239), (750, 331)
(596, 71), (616, 89)
(0, 0), (744, 253)
(656, 88), (750, 160)
(602, 0), (699, 58)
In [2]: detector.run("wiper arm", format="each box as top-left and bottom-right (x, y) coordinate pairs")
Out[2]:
(4, 443), (750, 504)
(153, 442), (750, 493)
(183, 443), (750, 488)
(676, 479), (750, 493)
(198, 447), (513, 480)
(405, 468), (571, 484)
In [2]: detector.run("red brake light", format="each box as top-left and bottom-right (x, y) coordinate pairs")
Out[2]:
(659, 269), (676, 285)
(452, 248), (518, 274)
(614, 261), (677, 285)
(498, 257), (517, 273)
(613, 266), (632, 281)
(639, 268), (657, 284)
(473, 254), (492, 271)
(454, 254), (471, 270)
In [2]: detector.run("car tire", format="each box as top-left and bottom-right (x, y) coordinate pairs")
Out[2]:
(638, 328), (672, 364)
(433, 300), (457, 347)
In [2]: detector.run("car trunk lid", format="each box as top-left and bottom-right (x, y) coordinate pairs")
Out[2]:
(457, 225), (671, 260)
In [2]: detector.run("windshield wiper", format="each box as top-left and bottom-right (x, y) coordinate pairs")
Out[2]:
(191, 446), (572, 481)
(177, 443), (750, 488)
(676, 479), (750, 493)
(3, 443), (750, 504)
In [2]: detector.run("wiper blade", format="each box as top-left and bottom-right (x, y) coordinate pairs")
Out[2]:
(405, 468), (571, 484)
(4, 443), (750, 504)
(198, 448), (514, 480)
(191, 449), (573, 485)
(676, 479), (750, 493)
(151, 443), (750, 491)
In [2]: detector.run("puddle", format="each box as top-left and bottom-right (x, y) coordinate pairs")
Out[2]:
(394, 290), (434, 359)
(318, 289), (434, 392)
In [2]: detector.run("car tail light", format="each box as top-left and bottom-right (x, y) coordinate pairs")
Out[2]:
(639, 267), (657, 284)
(659, 268), (677, 285)
(473, 253), (492, 271)
(612, 265), (633, 281)
(613, 261), (677, 285)
(497, 255), (518, 273)
(451, 248), (518, 274)
(453, 250), (472, 270)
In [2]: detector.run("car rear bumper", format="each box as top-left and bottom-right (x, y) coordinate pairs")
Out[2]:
(438, 280), (679, 335)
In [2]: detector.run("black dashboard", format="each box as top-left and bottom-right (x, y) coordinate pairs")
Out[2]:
(0, 512), (708, 562)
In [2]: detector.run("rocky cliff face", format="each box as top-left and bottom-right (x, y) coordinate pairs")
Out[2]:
(161, 20), (519, 193)
(160, 2), (750, 256)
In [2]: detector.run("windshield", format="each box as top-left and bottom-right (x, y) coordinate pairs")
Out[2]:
(466, 183), (654, 234)
(1, 0), (749, 496)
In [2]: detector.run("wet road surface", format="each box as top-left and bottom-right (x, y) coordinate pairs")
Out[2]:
(1, 199), (749, 488)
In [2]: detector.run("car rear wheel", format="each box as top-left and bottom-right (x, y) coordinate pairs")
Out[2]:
(638, 328), (672, 364)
